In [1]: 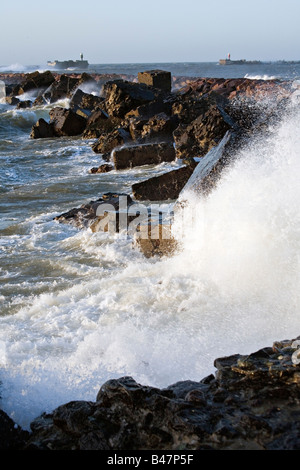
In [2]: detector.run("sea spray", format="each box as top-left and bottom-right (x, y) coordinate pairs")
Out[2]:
(1, 97), (300, 430)
(172, 97), (300, 329)
(0, 81), (5, 102)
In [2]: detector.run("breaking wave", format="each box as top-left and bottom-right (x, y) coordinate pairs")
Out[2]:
(244, 73), (277, 80)
(0, 94), (300, 431)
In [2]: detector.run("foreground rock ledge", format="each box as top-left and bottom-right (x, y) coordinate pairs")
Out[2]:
(1, 336), (300, 450)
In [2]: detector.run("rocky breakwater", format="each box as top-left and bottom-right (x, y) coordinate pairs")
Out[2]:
(87, 73), (290, 204)
(4, 70), (292, 257)
(45, 70), (291, 255)
(1, 336), (300, 450)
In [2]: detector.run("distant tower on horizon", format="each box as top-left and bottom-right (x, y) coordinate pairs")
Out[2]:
(80, 53), (83, 61)
(228, 53), (231, 60)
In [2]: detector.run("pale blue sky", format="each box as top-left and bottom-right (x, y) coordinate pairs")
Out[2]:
(1, 0), (300, 65)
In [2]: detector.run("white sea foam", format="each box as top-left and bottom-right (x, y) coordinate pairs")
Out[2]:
(244, 73), (277, 80)
(0, 63), (27, 73)
(1, 101), (300, 430)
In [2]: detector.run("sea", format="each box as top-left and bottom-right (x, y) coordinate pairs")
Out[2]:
(1, 61), (300, 430)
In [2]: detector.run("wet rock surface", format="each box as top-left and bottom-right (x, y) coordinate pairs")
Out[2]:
(30, 118), (55, 139)
(69, 88), (104, 112)
(0, 410), (29, 450)
(54, 193), (135, 230)
(21, 70), (295, 258)
(138, 70), (172, 92)
(102, 79), (167, 119)
(9, 70), (55, 97)
(132, 164), (196, 201)
(82, 109), (118, 139)
(89, 163), (114, 174)
(91, 127), (131, 154)
(1, 72), (299, 451)
(48, 107), (87, 137)
(43, 74), (81, 103)
(112, 141), (176, 170)
(133, 222), (178, 258)
(1, 336), (299, 450)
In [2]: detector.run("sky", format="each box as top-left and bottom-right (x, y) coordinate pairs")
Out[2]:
(1, 0), (300, 66)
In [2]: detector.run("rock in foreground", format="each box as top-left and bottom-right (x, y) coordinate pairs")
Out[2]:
(21, 336), (300, 450)
(0, 410), (29, 450)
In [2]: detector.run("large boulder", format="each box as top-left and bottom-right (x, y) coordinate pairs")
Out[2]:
(112, 141), (176, 170)
(43, 75), (80, 103)
(133, 221), (178, 258)
(48, 107), (87, 137)
(89, 163), (114, 174)
(82, 109), (119, 139)
(91, 128), (131, 155)
(173, 104), (237, 160)
(72, 72), (98, 93)
(0, 410), (29, 450)
(5, 96), (20, 106)
(125, 98), (172, 119)
(128, 112), (178, 142)
(10, 70), (55, 96)
(171, 91), (227, 125)
(102, 80), (165, 118)
(31, 108), (87, 139)
(54, 193), (134, 230)
(16, 100), (32, 109)
(69, 88), (104, 112)
(137, 70), (172, 92)
(30, 118), (55, 139)
(132, 164), (196, 201)
(22, 336), (300, 450)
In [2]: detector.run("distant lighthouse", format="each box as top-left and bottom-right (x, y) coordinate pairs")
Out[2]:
(80, 53), (83, 61)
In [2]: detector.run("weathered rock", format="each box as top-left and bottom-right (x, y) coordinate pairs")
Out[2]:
(20, 335), (300, 450)
(128, 112), (178, 141)
(102, 80), (165, 118)
(112, 141), (176, 170)
(138, 70), (172, 92)
(5, 96), (20, 106)
(4, 84), (15, 96)
(54, 193), (134, 230)
(71, 72), (98, 93)
(133, 221), (178, 258)
(0, 410), (29, 450)
(125, 98), (172, 119)
(69, 88), (104, 112)
(83, 109), (120, 139)
(141, 113), (178, 140)
(126, 116), (149, 140)
(173, 103), (237, 160)
(91, 128), (131, 154)
(49, 107), (87, 137)
(132, 164), (196, 201)
(171, 91), (228, 125)
(43, 75), (80, 103)
(32, 95), (47, 107)
(89, 164), (114, 174)
(10, 70), (55, 96)
(16, 100), (32, 109)
(30, 118), (55, 139)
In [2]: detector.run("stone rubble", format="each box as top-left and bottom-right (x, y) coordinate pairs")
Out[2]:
(1, 336), (300, 450)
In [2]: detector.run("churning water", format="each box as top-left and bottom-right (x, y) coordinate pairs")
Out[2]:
(0, 64), (300, 430)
